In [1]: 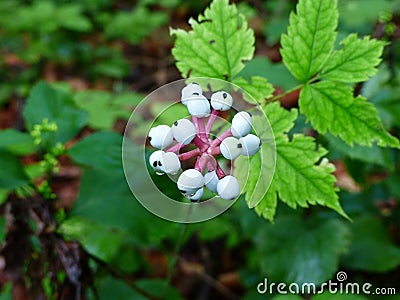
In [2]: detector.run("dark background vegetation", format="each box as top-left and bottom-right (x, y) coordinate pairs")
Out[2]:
(0, 0), (400, 299)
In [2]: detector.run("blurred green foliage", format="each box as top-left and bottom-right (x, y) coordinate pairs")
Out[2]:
(0, 0), (400, 299)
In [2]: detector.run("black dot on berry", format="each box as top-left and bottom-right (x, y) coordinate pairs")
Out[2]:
(148, 136), (152, 141)
(192, 92), (199, 95)
(238, 143), (242, 148)
(223, 92), (227, 99)
(158, 161), (162, 166)
(174, 121), (178, 126)
(152, 161), (158, 167)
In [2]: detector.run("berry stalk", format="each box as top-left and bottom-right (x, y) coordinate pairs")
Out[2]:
(178, 148), (201, 161)
(166, 143), (185, 153)
(193, 135), (209, 151)
(197, 117), (207, 140)
(215, 164), (226, 179)
(205, 109), (219, 138)
(210, 128), (232, 148)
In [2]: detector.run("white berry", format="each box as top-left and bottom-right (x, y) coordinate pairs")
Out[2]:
(204, 171), (219, 192)
(171, 119), (196, 145)
(148, 125), (173, 149)
(160, 152), (181, 175)
(231, 111), (252, 138)
(210, 91), (233, 111)
(240, 134), (261, 156)
(186, 95), (211, 117)
(220, 137), (242, 160)
(187, 187), (204, 202)
(181, 83), (202, 106)
(217, 175), (240, 200)
(177, 169), (204, 195)
(149, 150), (165, 174)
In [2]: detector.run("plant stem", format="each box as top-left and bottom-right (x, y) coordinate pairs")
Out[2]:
(178, 148), (201, 161)
(162, 222), (188, 298)
(197, 117), (207, 140)
(194, 156), (201, 171)
(215, 164), (226, 179)
(207, 146), (221, 156)
(193, 136), (209, 151)
(210, 129), (232, 148)
(205, 109), (219, 138)
(166, 143), (185, 153)
(266, 84), (302, 103)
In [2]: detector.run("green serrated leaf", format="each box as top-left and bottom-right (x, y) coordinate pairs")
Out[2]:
(235, 107), (276, 210)
(321, 34), (385, 82)
(233, 76), (275, 104)
(265, 101), (297, 136)
(23, 81), (88, 144)
(281, 0), (338, 81)
(255, 216), (350, 285)
(265, 101), (345, 216)
(273, 134), (345, 216)
(171, 0), (254, 80)
(300, 81), (400, 148)
(254, 182), (277, 222)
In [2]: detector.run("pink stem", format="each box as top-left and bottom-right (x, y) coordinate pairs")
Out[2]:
(166, 143), (185, 153)
(215, 164), (226, 179)
(207, 146), (221, 156)
(210, 128), (232, 148)
(206, 155), (217, 171)
(178, 148), (201, 161)
(205, 109), (219, 138)
(198, 117), (207, 139)
(198, 154), (215, 173)
(194, 156), (201, 171)
(193, 136), (209, 151)
(192, 116), (200, 133)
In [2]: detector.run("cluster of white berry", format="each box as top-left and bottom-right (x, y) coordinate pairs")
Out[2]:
(147, 83), (261, 202)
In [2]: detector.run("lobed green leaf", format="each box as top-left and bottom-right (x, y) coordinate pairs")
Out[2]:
(321, 34), (386, 82)
(300, 81), (400, 148)
(170, 0), (254, 80)
(233, 76), (274, 105)
(281, 0), (338, 81)
(239, 103), (345, 220)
